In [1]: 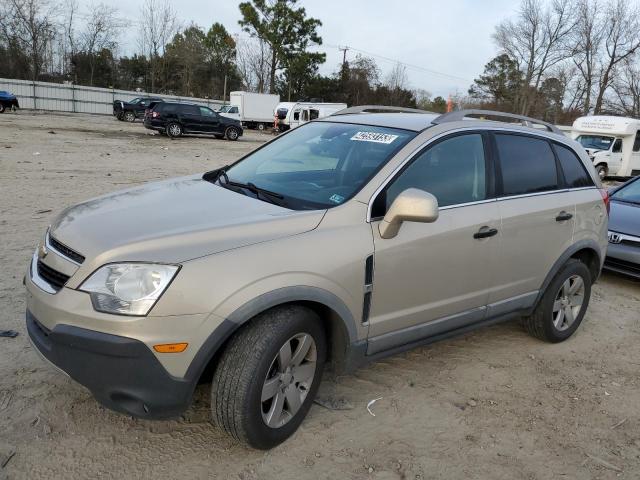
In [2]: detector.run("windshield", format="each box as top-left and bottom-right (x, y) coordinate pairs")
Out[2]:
(224, 121), (416, 209)
(129, 98), (142, 105)
(577, 135), (614, 150)
(611, 178), (640, 204)
(219, 105), (232, 112)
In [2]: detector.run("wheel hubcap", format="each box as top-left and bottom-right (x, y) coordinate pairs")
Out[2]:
(552, 274), (585, 331)
(169, 125), (180, 136)
(261, 333), (316, 428)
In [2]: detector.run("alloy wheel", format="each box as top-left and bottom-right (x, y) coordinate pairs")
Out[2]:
(261, 333), (317, 428)
(168, 124), (181, 136)
(552, 274), (585, 331)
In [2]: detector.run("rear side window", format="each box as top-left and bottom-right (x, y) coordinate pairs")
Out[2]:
(634, 131), (640, 152)
(180, 105), (199, 115)
(161, 104), (177, 113)
(381, 133), (487, 211)
(495, 134), (558, 196)
(555, 144), (594, 188)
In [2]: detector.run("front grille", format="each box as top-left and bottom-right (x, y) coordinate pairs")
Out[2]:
(49, 235), (85, 264)
(37, 260), (70, 291)
(604, 257), (640, 276)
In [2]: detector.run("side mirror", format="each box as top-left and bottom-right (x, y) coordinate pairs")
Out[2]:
(378, 188), (439, 239)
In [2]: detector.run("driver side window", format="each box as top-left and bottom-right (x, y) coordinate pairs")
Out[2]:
(374, 133), (487, 217)
(613, 138), (623, 153)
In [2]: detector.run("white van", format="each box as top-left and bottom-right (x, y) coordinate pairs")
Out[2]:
(275, 102), (347, 131)
(572, 116), (640, 178)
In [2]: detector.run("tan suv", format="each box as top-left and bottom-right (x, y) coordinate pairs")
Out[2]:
(25, 107), (609, 449)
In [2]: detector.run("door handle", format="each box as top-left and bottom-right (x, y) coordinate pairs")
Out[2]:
(473, 226), (498, 239)
(555, 211), (573, 222)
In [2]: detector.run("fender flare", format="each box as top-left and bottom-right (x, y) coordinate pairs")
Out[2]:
(183, 286), (358, 382)
(532, 239), (603, 310)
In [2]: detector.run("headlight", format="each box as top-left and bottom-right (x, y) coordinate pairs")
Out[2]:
(80, 263), (179, 316)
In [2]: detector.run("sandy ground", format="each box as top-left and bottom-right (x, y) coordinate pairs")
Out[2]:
(1, 111), (640, 480)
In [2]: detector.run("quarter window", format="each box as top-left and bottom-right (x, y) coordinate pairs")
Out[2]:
(379, 133), (487, 213)
(555, 144), (594, 188)
(495, 134), (558, 196)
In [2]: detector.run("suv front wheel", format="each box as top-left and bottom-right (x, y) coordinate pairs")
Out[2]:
(211, 305), (326, 449)
(523, 259), (591, 343)
(225, 126), (240, 141)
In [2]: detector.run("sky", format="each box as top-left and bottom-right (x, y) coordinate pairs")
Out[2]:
(99, 0), (520, 98)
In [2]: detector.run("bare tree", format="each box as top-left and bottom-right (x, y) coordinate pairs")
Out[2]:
(571, 0), (604, 113)
(80, 2), (122, 85)
(608, 58), (640, 116)
(235, 35), (272, 93)
(385, 62), (409, 91)
(1, 0), (58, 80)
(139, 0), (179, 92)
(592, 0), (640, 113)
(493, 0), (575, 115)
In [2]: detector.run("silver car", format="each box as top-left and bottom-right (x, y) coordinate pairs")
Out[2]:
(25, 107), (609, 449)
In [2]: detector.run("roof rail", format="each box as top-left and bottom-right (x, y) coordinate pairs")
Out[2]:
(332, 105), (433, 116)
(432, 109), (563, 135)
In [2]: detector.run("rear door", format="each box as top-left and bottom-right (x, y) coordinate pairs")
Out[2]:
(178, 104), (201, 132)
(488, 132), (575, 309)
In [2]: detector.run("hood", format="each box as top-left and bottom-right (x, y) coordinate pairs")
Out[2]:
(609, 200), (640, 236)
(50, 175), (325, 265)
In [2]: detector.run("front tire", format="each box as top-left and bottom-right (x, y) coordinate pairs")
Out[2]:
(595, 164), (608, 180)
(225, 126), (240, 141)
(166, 122), (182, 138)
(124, 111), (136, 123)
(523, 259), (591, 343)
(211, 305), (326, 449)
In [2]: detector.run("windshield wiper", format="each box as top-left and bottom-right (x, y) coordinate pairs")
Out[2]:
(204, 166), (288, 207)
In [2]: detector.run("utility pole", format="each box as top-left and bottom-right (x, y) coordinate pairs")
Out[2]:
(339, 46), (349, 66)
(223, 74), (228, 105)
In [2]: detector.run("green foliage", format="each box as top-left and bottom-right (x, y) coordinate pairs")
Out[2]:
(239, 0), (325, 95)
(468, 54), (522, 111)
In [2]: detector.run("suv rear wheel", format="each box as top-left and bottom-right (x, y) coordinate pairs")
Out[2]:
(166, 122), (182, 138)
(225, 126), (240, 141)
(211, 305), (326, 449)
(523, 259), (591, 343)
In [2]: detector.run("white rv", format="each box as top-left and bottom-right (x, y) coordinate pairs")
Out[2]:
(219, 92), (280, 130)
(572, 115), (640, 178)
(275, 102), (347, 131)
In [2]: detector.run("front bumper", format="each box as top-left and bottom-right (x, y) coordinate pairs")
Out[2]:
(604, 241), (640, 278)
(27, 310), (194, 418)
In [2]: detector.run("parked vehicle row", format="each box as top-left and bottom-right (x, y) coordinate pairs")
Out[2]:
(0, 90), (19, 113)
(26, 107), (609, 450)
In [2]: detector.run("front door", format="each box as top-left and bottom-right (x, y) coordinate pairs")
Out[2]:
(609, 138), (624, 175)
(367, 132), (499, 354)
(198, 106), (221, 133)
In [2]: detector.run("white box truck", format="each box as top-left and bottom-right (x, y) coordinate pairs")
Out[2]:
(572, 115), (640, 179)
(274, 101), (348, 131)
(219, 92), (280, 130)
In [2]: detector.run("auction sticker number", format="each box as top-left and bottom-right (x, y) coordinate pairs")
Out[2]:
(351, 131), (399, 144)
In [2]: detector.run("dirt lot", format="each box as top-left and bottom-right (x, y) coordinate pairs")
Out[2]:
(1, 111), (640, 480)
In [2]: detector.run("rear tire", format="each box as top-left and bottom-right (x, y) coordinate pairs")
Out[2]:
(523, 259), (591, 343)
(166, 122), (182, 138)
(595, 164), (608, 180)
(225, 126), (240, 141)
(257, 123), (265, 131)
(211, 305), (326, 450)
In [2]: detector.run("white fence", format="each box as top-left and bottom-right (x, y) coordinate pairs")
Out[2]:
(0, 77), (225, 115)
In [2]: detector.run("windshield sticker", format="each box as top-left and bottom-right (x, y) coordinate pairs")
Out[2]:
(329, 194), (345, 204)
(350, 131), (399, 144)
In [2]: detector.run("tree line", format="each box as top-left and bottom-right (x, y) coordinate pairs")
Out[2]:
(3, 0), (639, 123)
(466, 0), (640, 123)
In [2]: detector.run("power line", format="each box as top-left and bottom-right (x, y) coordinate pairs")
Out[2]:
(322, 43), (470, 83)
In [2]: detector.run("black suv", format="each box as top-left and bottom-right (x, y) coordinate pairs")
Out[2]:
(144, 102), (243, 140)
(113, 97), (164, 122)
